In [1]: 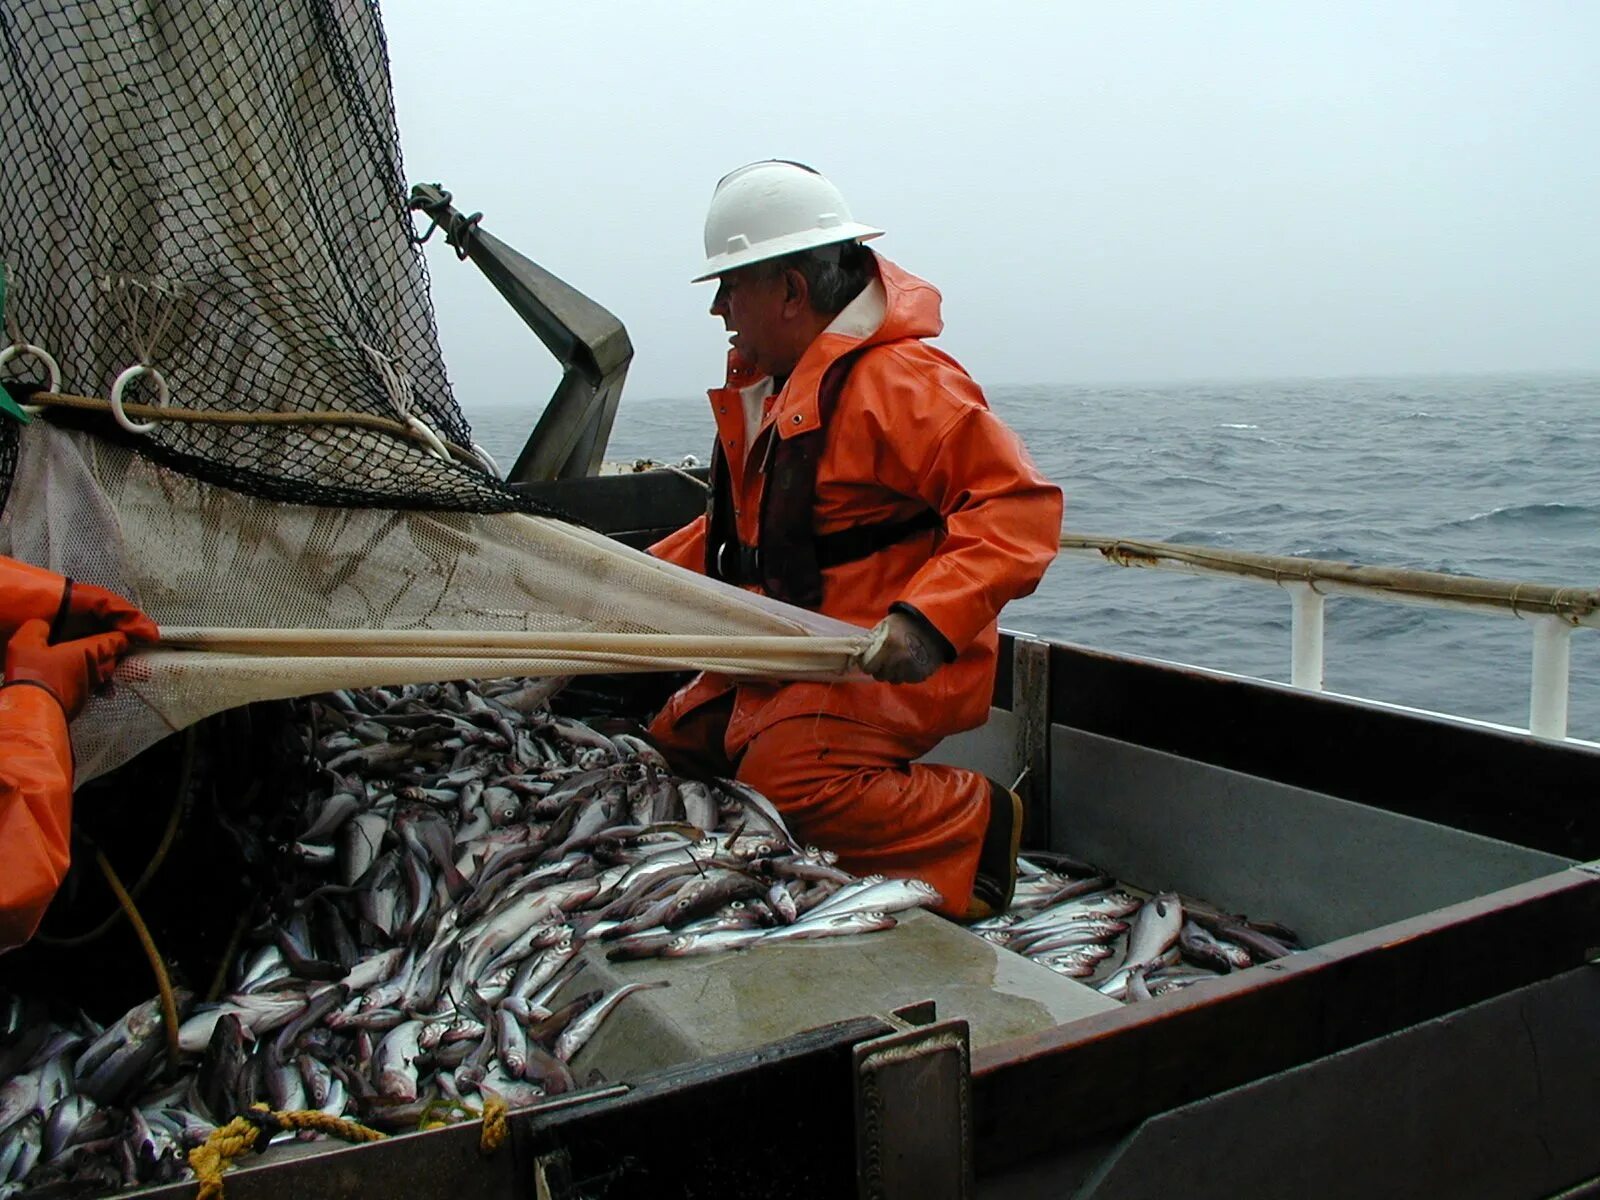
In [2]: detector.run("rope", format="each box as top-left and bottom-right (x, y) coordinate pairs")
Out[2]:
(21, 390), (487, 469)
(93, 848), (182, 1071)
(189, 1105), (385, 1200)
(205, 906), (255, 1004)
(1060, 531), (1600, 623)
(38, 726), (196, 948)
(631, 459), (709, 491)
(479, 1092), (508, 1153)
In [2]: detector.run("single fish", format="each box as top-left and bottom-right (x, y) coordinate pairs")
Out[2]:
(493, 1008), (528, 1080)
(75, 992), (192, 1104)
(0, 1071), (39, 1137)
(339, 811), (390, 886)
(553, 982), (670, 1063)
(802, 878), (941, 921)
(374, 1021), (424, 1102)
(763, 910), (898, 944)
(1178, 920), (1251, 972)
(1121, 893), (1184, 972)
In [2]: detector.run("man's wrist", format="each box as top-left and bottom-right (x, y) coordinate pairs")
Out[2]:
(0, 678), (68, 716)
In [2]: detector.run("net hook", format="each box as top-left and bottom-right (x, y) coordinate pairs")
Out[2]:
(109, 363), (171, 434)
(0, 342), (61, 413)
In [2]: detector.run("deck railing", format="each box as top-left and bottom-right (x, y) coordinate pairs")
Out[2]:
(1058, 534), (1600, 741)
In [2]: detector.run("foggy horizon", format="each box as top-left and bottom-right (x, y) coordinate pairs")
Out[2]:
(381, 2), (1600, 418)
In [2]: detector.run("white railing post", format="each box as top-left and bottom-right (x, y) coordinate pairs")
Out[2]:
(1288, 583), (1325, 691)
(1529, 616), (1572, 739)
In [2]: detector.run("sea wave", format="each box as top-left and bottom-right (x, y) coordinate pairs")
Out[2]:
(1449, 502), (1600, 529)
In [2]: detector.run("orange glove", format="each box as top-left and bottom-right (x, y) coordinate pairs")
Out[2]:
(4, 619), (129, 718)
(0, 556), (158, 643)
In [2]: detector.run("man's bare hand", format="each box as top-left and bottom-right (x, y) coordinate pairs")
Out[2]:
(860, 612), (945, 684)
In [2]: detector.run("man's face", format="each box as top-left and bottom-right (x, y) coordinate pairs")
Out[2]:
(709, 263), (792, 378)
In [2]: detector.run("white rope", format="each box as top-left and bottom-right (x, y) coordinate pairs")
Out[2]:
(358, 341), (452, 463)
(97, 274), (189, 437)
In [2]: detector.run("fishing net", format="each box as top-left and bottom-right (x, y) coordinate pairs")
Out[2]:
(0, 0), (862, 781)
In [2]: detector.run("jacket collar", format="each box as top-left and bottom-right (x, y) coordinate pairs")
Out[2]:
(758, 276), (886, 439)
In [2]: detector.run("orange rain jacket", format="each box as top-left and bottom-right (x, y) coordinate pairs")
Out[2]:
(0, 557), (153, 951)
(650, 254), (1063, 755)
(0, 681), (73, 951)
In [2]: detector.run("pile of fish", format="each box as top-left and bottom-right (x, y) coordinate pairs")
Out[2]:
(976, 851), (1302, 1000)
(0, 679), (940, 1196)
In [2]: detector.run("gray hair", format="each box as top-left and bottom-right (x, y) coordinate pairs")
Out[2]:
(768, 240), (876, 316)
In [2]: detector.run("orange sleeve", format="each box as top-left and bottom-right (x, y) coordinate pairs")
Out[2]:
(648, 514), (709, 572)
(859, 353), (1063, 654)
(0, 682), (74, 952)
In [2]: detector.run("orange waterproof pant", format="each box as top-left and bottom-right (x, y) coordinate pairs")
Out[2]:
(648, 696), (990, 917)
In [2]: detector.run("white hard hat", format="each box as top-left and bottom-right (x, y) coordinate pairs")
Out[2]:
(693, 160), (884, 283)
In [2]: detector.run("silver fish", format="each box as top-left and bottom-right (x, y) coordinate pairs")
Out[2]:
(0, 1070), (39, 1138)
(494, 1008), (528, 1080)
(1123, 893), (1184, 971)
(764, 910), (899, 943)
(374, 1021), (424, 1102)
(553, 982), (670, 1063)
(803, 878), (941, 920)
(652, 929), (766, 958)
(340, 811), (390, 886)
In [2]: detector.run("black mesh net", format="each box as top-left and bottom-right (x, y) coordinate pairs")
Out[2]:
(0, 0), (551, 515)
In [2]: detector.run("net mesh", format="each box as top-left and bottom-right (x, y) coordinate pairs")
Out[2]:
(0, 0), (536, 512)
(0, 1), (863, 781)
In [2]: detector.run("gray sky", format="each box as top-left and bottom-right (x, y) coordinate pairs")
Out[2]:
(383, 2), (1600, 411)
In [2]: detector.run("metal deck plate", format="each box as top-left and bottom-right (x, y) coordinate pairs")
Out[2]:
(560, 910), (1119, 1083)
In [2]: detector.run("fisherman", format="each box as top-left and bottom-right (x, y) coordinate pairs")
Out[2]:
(0, 555), (158, 951)
(649, 160), (1063, 920)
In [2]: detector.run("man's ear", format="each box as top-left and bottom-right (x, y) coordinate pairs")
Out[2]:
(780, 267), (809, 316)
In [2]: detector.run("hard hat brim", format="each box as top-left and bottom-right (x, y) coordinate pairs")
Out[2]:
(692, 225), (884, 283)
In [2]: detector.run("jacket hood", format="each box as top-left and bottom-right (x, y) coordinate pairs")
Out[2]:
(825, 252), (944, 349)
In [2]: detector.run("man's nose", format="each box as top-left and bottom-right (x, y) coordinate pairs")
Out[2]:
(709, 280), (730, 317)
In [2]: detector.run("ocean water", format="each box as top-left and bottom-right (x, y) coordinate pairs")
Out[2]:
(465, 371), (1600, 741)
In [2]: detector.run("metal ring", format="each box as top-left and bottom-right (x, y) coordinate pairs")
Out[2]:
(109, 363), (171, 434)
(0, 342), (62, 413)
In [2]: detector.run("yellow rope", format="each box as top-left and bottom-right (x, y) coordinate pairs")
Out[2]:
(39, 726), (197, 949)
(479, 1092), (509, 1154)
(188, 1105), (385, 1199)
(93, 849), (181, 1071)
(189, 1116), (260, 1200)
(27, 390), (486, 468)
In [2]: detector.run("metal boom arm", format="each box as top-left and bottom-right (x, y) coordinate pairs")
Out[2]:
(409, 183), (633, 482)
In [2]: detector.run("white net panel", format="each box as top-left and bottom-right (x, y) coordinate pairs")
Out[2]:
(0, 424), (864, 782)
